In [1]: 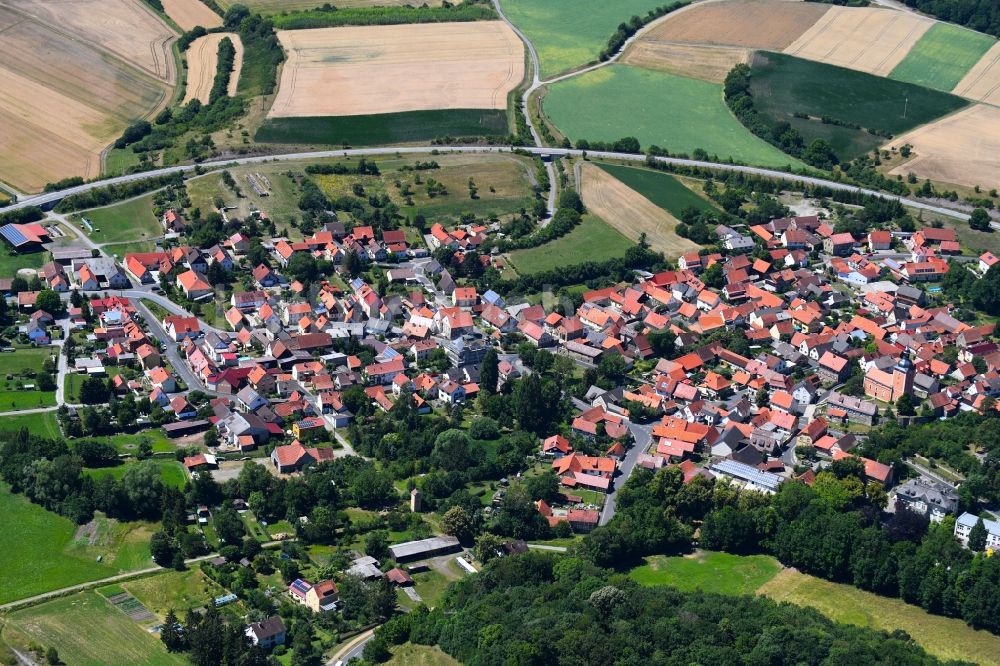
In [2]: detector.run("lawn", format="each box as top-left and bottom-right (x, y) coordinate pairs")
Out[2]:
(2, 592), (188, 666)
(544, 65), (800, 168)
(83, 460), (188, 490)
(0, 485), (115, 604)
(890, 23), (996, 92)
(385, 643), (460, 666)
(629, 550), (781, 596)
(500, 0), (672, 78)
(759, 568), (1000, 665)
(508, 213), (633, 274)
(0, 345), (57, 410)
(0, 411), (60, 438)
(594, 162), (718, 216)
(64, 367), (119, 403)
(255, 109), (509, 146)
(72, 429), (178, 454)
(0, 248), (49, 278)
(749, 51), (968, 162)
(71, 193), (163, 245)
(103, 147), (143, 177)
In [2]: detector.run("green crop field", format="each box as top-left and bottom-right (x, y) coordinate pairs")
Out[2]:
(749, 52), (968, 161)
(71, 193), (163, 246)
(500, 0), (673, 78)
(595, 163), (718, 217)
(0, 485), (115, 604)
(630, 551), (781, 596)
(256, 109), (509, 147)
(0, 411), (60, 438)
(544, 65), (800, 168)
(890, 23), (995, 92)
(508, 213), (633, 274)
(3, 592), (187, 666)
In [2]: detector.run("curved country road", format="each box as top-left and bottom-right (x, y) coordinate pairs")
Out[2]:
(3, 146), (972, 222)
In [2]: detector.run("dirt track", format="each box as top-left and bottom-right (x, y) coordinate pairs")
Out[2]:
(784, 6), (932, 76)
(268, 22), (524, 118)
(886, 104), (1000, 188)
(579, 162), (698, 258)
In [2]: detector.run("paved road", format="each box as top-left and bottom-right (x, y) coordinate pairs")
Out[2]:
(327, 628), (376, 665)
(905, 458), (961, 490)
(600, 420), (653, 525)
(131, 298), (222, 396)
(4, 146), (976, 224)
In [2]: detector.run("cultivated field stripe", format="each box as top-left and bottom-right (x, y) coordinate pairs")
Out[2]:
(886, 103), (1000, 189)
(580, 162), (698, 258)
(889, 22), (996, 92)
(954, 41), (1000, 105)
(183, 33), (242, 104)
(783, 6), (932, 78)
(269, 22), (524, 118)
(161, 0), (222, 31)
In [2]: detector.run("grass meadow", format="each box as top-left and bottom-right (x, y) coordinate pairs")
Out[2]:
(103, 148), (143, 177)
(385, 643), (461, 666)
(71, 193), (163, 245)
(83, 460), (188, 490)
(890, 23), (996, 92)
(499, 0), (671, 78)
(508, 213), (633, 274)
(0, 485), (115, 604)
(0, 411), (60, 438)
(121, 569), (217, 617)
(544, 65), (800, 168)
(255, 109), (509, 146)
(630, 551), (781, 595)
(594, 162), (718, 216)
(628, 550), (1000, 664)
(0, 346), (57, 410)
(750, 52), (968, 162)
(3, 592), (187, 666)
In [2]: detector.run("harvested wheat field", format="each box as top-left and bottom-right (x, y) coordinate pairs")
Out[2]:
(887, 104), (1000, 188)
(579, 163), (698, 257)
(162, 0), (221, 30)
(217, 0), (443, 10)
(0, 4), (171, 192)
(784, 7), (932, 77)
(269, 22), (523, 118)
(954, 42), (1000, 105)
(639, 0), (828, 50)
(623, 42), (749, 83)
(2, 0), (177, 83)
(184, 33), (243, 103)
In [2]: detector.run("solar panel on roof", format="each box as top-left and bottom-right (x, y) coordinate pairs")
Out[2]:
(0, 225), (28, 248)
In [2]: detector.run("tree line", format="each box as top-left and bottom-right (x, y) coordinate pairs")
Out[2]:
(362, 551), (948, 665)
(271, 1), (496, 30)
(599, 2), (689, 61)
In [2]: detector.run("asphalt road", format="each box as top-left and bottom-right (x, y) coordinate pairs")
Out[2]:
(600, 420), (653, 525)
(5, 145), (975, 225)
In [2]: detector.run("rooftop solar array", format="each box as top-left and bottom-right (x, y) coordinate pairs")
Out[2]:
(0, 224), (28, 248)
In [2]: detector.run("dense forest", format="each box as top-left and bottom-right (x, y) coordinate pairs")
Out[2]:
(902, 0), (1000, 37)
(372, 551), (950, 665)
(570, 414), (1000, 636)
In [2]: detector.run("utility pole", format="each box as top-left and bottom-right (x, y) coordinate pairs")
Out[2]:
(903, 96), (908, 120)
